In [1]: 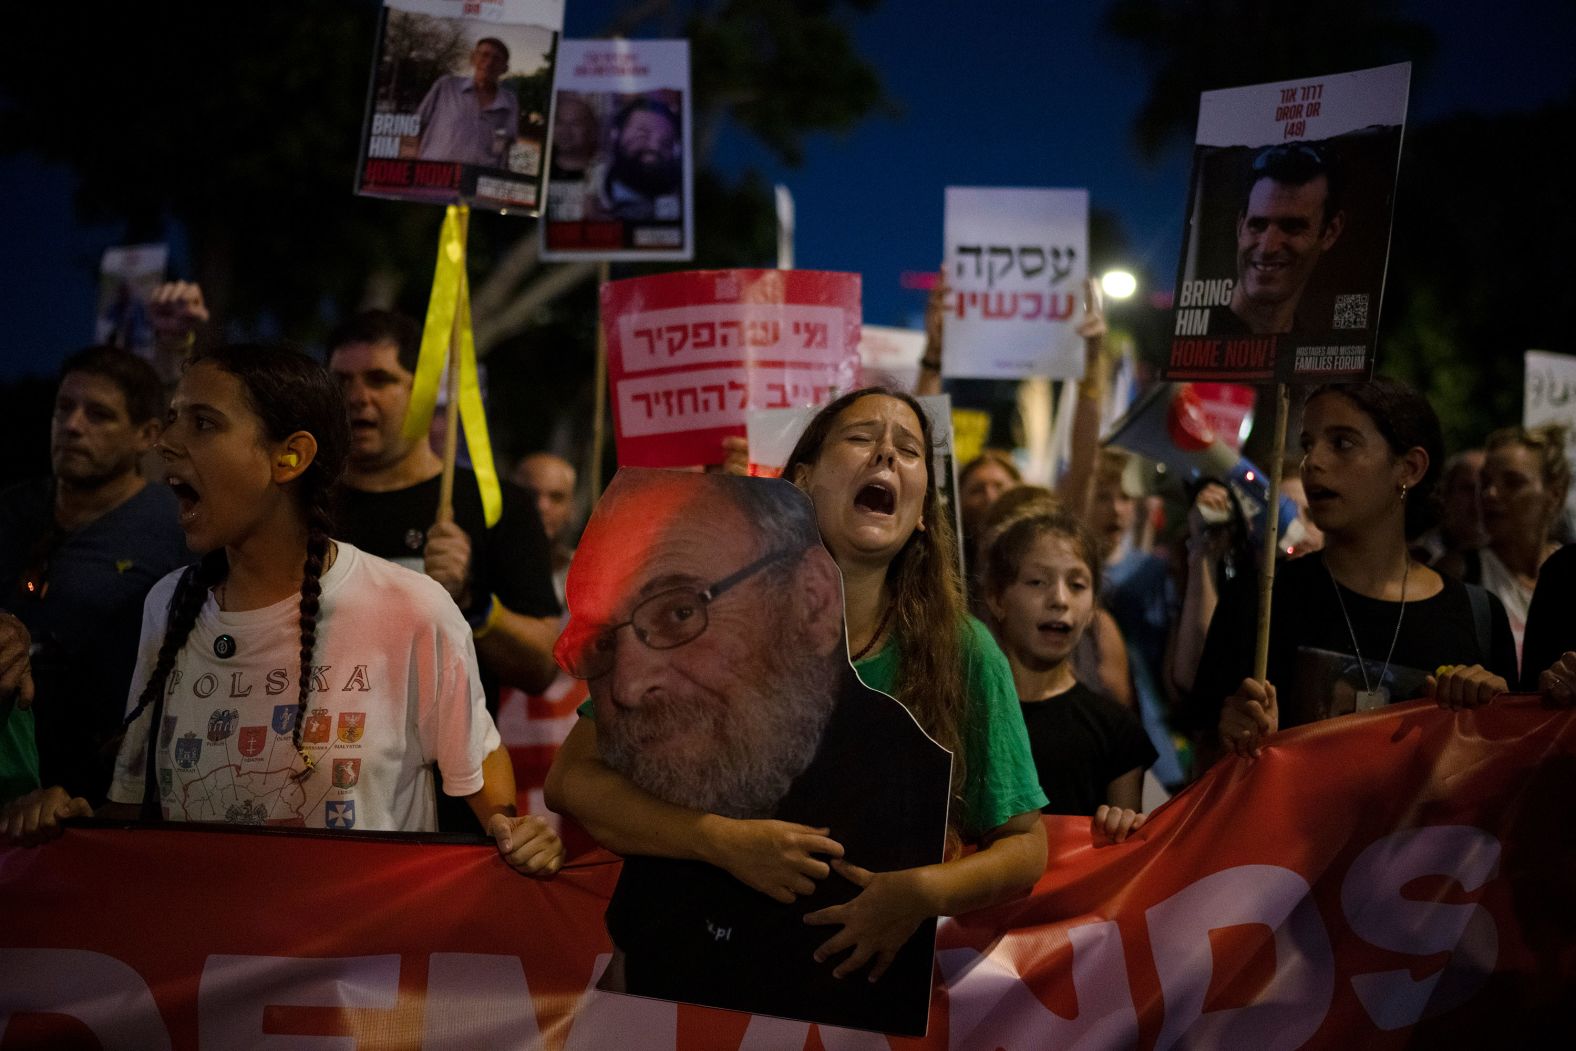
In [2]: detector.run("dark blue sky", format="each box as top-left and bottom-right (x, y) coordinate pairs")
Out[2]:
(3, 0), (1574, 379)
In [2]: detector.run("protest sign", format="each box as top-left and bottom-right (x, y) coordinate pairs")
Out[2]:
(5, 697), (1571, 1048)
(942, 187), (1088, 380)
(858, 324), (926, 393)
(1524, 349), (1576, 532)
(558, 469), (951, 1034)
(950, 407), (990, 466)
(355, 0), (564, 212)
(1165, 62), (1411, 382)
(602, 269), (861, 468)
(1192, 381), (1257, 452)
(540, 39), (693, 260)
(94, 243), (167, 358)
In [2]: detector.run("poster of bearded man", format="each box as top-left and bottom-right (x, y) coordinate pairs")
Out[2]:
(541, 39), (694, 260)
(551, 469), (951, 1036)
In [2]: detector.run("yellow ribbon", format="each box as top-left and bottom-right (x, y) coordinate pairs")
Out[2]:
(405, 204), (503, 527)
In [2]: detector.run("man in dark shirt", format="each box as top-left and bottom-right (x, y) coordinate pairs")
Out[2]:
(0, 348), (189, 804)
(327, 311), (560, 827)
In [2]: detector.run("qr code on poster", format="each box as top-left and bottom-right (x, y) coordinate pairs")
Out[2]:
(1333, 294), (1369, 329)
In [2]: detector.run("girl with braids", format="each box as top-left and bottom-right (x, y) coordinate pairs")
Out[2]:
(547, 388), (1046, 984)
(4, 346), (562, 876)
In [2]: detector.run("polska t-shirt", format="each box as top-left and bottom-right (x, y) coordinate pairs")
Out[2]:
(108, 543), (499, 832)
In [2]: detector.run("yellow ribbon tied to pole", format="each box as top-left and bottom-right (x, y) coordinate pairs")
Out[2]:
(404, 204), (502, 527)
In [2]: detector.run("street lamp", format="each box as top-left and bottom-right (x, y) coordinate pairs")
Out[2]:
(1101, 269), (1138, 300)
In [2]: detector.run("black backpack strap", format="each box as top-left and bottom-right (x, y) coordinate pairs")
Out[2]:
(1466, 583), (1492, 664)
(1462, 547), (1482, 585)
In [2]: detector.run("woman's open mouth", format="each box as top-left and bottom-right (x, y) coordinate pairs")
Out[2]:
(168, 477), (202, 523)
(854, 481), (896, 516)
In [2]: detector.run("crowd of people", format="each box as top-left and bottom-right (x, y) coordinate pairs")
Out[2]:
(2, 271), (1574, 998)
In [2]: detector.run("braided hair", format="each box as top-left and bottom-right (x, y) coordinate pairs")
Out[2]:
(122, 345), (349, 801)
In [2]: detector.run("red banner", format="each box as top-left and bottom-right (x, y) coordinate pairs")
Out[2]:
(601, 269), (861, 468)
(3, 696), (1572, 1049)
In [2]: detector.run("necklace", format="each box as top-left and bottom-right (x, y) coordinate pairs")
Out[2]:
(851, 596), (896, 662)
(1326, 557), (1409, 712)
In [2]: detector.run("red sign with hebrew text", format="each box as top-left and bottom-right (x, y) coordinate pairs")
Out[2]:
(601, 269), (861, 468)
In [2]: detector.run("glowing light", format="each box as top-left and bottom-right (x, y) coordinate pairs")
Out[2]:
(1101, 270), (1138, 300)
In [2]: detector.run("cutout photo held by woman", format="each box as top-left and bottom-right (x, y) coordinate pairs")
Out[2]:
(547, 388), (1048, 986)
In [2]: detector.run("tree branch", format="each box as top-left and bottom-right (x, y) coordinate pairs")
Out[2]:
(473, 262), (599, 356)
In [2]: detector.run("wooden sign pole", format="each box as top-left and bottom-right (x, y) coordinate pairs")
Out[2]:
(589, 260), (611, 498)
(1253, 382), (1292, 681)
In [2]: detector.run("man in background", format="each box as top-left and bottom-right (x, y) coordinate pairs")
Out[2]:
(0, 348), (188, 805)
(328, 310), (561, 829)
(512, 451), (577, 608)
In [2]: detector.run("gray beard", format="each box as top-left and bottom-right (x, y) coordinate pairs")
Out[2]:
(598, 652), (839, 819)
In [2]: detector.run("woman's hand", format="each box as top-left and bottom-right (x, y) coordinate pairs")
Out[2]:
(1186, 482), (1233, 561)
(1539, 652), (1576, 707)
(1092, 805), (1147, 845)
(716, 435), (750, 477)
(1076, 275), (1107, 347)
(1426, 664), (1508, 710)
(487, 813), (565, 878)
(924, 268), (948, 355)
(705, 817), (844, 904)
(804, 859), (932, 981)
(3, 786), (91, 845)
(0, 612), (33, 710)
(1219, 677), (1278, 758)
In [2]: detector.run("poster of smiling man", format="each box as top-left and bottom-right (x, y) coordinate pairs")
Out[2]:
(553, 469), (951, 1036)
(356, 0), (563, 212)
(1165, 63), (1410, 384)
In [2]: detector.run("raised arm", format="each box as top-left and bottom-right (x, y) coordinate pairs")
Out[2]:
(1170, 482), (1230, 695)
(1057, 276), (1108, 521)
(916, 268), (946, 397)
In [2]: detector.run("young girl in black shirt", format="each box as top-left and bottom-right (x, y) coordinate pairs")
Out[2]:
(985, 511), (1157, 843)
(1198, 379), (1516, 762)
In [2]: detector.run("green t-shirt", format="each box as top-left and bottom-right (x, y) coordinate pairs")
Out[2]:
(0, 706), (40, 806)
(855, 615), (1047, 838)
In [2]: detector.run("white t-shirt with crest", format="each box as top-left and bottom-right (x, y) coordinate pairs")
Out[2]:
(109, 542), (499, 832)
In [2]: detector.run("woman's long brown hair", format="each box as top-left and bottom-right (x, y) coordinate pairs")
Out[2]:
(785, 388), (970, 848)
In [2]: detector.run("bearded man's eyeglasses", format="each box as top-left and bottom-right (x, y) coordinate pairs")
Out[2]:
(564, 548), (801, 680)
